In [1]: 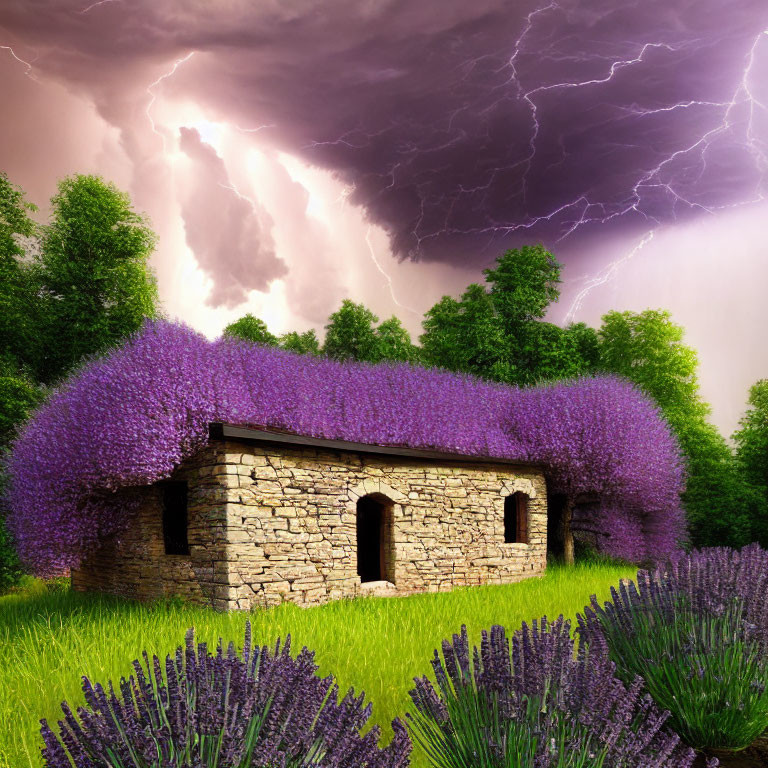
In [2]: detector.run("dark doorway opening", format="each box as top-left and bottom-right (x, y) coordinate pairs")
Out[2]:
(356, 494), (392, 583)
(547, 492), (567, 561)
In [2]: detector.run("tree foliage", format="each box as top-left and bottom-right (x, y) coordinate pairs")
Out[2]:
(420, 285), (512, 378)
(323, 300), (380, 362)
(373, 316), (421, 364)
(278, 329), (321, 356)
(597, 309), (762, 549)
(223, 314), (279, 346)
(733, 380), (768, 546)
(597, 310), (705, 423)
(0, 174), (161, 586)
(734, 380), (768, 489)
(521, 321), (600, 384)
(420, 246), (596, 386)
(0, 360), (44, 448)
(483, 243), (562, 332)
(34, 175), (159, 384)
(0, 173), (39, 373)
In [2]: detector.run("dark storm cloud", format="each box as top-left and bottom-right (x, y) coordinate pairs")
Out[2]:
(1, 0), (767, 267)
(177, 127), (284, 307)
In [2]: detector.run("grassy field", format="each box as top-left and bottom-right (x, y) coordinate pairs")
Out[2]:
(0, 561), (636, 768)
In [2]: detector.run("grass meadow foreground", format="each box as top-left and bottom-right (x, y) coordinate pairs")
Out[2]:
(0, 561), (635, 768)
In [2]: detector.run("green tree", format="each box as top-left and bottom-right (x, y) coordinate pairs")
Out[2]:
(565, 321), (601, 371)
(518, 321), (600, 384)
(278, 329), (321, 356)
(322, 300), (380, 362)
(598, 310), (706, 423)
(420, 285), (513, 379)
(420, 246), (595, 385)
(1, 174), (162, 587)
(734, 380), (768, 488)
(598, 309), (761, 548)
(0, 360), (44, 448)
(0, 361), (41, 592)
(0, 176), (43, 591)
(0, 173), (39, 372)
(373, 316), (421, 364)
(483, 244), (562, 335)
(223, 314), (278, 346)
(419, 295), (466, 372)
(34, 175), (159, 384)
(733, 380), (768, 545)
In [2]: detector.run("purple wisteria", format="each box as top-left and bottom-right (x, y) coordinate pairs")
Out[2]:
(5, 319), (686, 574)
(41, 621), (411, 768)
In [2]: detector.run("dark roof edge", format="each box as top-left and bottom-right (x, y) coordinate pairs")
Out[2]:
(209, 423), (542, 470)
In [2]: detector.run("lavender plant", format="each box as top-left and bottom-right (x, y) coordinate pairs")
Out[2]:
(40, 621), (411, 768)
(6, 320), (686, 575)
(578, 544), (768, 750)
(407, 617), (698, 768)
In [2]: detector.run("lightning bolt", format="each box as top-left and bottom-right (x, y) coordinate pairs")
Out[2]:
(234, 123), (276, 135)
(412, 11), (768, 316)
(218, 181), (258, 206)
(561, 26), (768, 317)
(145, 52), (195, 150)
(1, 44), (39, 81)
(78, 0), (121, 14)
(218, 182), (418, 320)
(563, 230), (655, 324)
(333, 184), (355, 209)
(365, 225), (421, 316)
(301, 9), (767, 320)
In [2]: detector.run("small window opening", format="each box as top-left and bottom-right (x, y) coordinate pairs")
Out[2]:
(162, 481), (190, 555)
(504, 492), (529, 544)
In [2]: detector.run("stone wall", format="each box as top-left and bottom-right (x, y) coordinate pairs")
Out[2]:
(71, 449), (230, 608)
(218, 440), (547, 610)
(73, 438), (548, 610)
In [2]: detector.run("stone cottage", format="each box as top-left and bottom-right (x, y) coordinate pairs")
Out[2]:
(72, 422), (548, 610)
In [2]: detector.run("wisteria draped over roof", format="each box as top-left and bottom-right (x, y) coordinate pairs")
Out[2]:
(6, 320), (686, 575)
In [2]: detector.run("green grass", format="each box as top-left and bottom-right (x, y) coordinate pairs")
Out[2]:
(0, 561), (636, 768)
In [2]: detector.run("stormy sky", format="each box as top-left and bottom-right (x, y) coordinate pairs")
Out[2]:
(1, 0), (767, 435)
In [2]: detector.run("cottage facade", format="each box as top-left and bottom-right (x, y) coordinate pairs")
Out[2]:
(72, 424), (548, 610)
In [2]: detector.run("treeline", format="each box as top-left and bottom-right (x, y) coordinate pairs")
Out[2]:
(1, 172), (767, 588)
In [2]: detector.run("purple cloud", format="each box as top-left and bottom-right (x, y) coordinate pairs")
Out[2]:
(1, 0), (765, 269)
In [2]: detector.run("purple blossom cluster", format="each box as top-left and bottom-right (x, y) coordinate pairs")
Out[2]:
(578, 545), (768, 751)
(6, 320), (686, 575)
(408, 617), (699, 767)
(41, 621), (411, 768)
(582, 543), (768, 649)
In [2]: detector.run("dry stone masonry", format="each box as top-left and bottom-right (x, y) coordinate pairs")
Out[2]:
(73, 433), (548, 610)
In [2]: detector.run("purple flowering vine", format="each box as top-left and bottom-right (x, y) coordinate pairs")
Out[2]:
(6, 319), (686, 575)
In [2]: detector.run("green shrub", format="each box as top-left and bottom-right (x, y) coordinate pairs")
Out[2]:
(0, 514), (21, 594)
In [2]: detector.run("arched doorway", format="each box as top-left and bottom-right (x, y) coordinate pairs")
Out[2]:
(356, 493), (394, 583)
